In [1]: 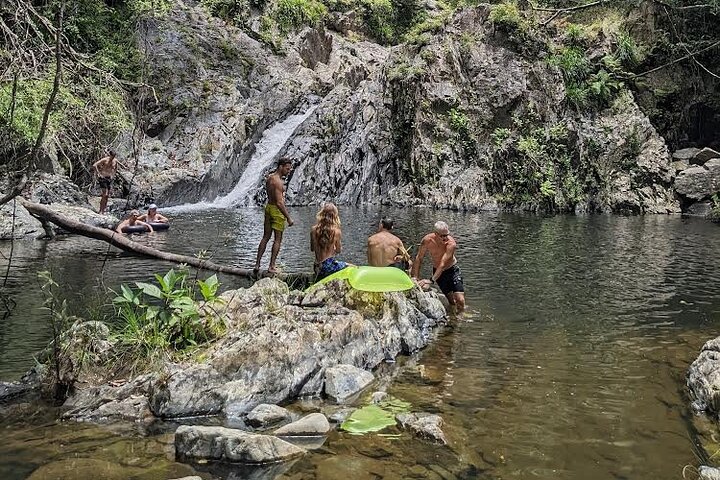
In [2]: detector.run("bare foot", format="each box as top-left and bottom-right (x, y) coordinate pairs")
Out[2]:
(267, 266), (278, 274)
(252, 267), (260, 278)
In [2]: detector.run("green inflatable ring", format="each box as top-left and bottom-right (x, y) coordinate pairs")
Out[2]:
(311, 265), (415, 293)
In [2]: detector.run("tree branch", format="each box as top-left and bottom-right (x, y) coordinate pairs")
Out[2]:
(625, 40), (720, 79)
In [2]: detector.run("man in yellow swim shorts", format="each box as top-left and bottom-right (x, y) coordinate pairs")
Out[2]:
(254, 157), (294, 274)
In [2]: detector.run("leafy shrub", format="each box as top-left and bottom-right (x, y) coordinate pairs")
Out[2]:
(489, 1), (525, 32)
(273, 0), (328, 33)
(112, 269), (226, 365)
(491, 127), (511, 147)
(612, 30), (644, 69)
(565, 23), (588, 46)
(548, 47), (592, 83)
(361, 0), (396, 43)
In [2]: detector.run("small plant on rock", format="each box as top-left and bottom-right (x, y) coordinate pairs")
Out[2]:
(112, 269), (226, 370)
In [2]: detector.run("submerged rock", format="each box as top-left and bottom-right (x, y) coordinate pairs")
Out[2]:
(700, 466), (720, 480)
(324, 364), (375, 402)
(396, 412), (448, 445)
(274, 413), (330, 436)
(175, 425), (305, 463)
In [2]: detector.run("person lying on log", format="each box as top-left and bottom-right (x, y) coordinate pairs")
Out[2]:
(115, 210), (154, 234)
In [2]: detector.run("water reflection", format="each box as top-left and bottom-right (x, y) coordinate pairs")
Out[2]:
(1, 209), (720, 479)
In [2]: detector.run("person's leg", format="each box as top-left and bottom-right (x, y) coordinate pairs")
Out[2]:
(254, 213), (272, 272)
(451, 292), (466, 312)
(99, 188), (109, 214)
(268, 229), (284, 273)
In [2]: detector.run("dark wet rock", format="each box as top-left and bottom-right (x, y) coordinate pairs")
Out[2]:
(27, 458), (147, 480)
(396, 412), (448, 445)
(674, 159), (720, 201)
(324, 364), (374, 402)
(274, 413), (330, 436)
(27, 173), (91, 208)
(688, 338), (720, 415)
(324, 406), (354, 424)
(245, 404), (292, 428)
(64, 278), (446, 422)
(175, 425), (305, 463)
(686, 201), (713, 216)
(673, 147), (701, 161)
(692, 147), (720, 166)
(0, 381), (36, 404)
(700, 466), (720, 480)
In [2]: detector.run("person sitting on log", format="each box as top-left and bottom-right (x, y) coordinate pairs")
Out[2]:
(138, 204), (168, 224)
(115, 210), (154, 234)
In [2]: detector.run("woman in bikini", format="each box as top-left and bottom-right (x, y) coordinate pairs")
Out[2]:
(311, 203), (349, 281)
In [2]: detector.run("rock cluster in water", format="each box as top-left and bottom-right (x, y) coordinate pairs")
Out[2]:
(55, 277), (445, 422)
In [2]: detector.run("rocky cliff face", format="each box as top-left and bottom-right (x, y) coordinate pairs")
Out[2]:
(123, 2), (680, 214)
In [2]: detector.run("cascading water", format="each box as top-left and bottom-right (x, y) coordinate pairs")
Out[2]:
(168, 105), (317, 212)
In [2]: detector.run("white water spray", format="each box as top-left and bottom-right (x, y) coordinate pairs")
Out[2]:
(168, 105), (316, 212)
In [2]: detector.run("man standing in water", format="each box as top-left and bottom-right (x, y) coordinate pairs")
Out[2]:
(412, 221), (465, 311)
(367, 217), (411, 272)
(93, 150), (119, 214)
(254, 157), (294, 274)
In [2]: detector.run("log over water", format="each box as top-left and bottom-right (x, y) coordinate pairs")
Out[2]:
(20, 200), (314, 286)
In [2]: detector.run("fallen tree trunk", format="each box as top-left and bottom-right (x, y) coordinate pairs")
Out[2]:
(21, 200), (313, 285)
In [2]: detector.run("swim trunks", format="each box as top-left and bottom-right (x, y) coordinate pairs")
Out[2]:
(433, 264), (464, 296)
(316, 257), (348, 281)
(98, 176), (113, 190)
(264, 204), (286, 232)
(388, 260), (410, 271)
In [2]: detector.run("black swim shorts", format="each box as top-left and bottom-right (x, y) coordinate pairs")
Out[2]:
(98, 176), (113, 190)
(433, 264), (464, 296)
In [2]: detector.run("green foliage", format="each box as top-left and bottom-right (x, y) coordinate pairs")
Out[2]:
(448, 107), (474, 151)
(491, 127), (511, 147)
(361, 0), (396, 43)
(548, 47), (592, 83)
(273, 0), (327, 33)
(588, 69), (622, 104)
(611, 30), (644, 70)
(565, 23), (588, 46)
(112, 269), (225, 366)
(201, 0), (251, 26)
(489, 1), (525, 32)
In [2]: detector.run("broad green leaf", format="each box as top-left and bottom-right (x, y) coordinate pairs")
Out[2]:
(136, 282), (163, 299)
(340, 404), (398, 435)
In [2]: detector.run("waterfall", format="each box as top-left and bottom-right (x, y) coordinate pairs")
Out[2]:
(168, 105), (316, 212)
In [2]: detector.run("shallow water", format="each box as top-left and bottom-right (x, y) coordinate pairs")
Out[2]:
(1, 207), (720, 479)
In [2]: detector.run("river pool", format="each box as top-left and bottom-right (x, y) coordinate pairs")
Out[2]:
(1, 207), (719, 479)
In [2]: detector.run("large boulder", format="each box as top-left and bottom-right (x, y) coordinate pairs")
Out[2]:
(174, 425), (305, 463)
(692, 147), (720, 166)
(674, 159), (720, 201)
(66, 277), (446, 421)
(687, 338), (720, 415)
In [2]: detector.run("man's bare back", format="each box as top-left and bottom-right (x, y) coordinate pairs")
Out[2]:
(367, 230), (406, 267)
(94, 156), (117, 178)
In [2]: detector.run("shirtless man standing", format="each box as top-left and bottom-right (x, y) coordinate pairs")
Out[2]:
(367, 217), (411, 272)
(254, 157), (294, 274)
(412, 221), (465, 311)
(93, 150), (119, 214)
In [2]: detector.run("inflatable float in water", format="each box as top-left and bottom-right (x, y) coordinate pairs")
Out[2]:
(121, 222), (170, 234)
(311, 265), (414, 293)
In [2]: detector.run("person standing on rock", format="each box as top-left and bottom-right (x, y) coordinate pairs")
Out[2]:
(254, 157), (294, 275)
(311, 202), (349, 280)
(367, 217), (412, 272)
(412, 221), (465, 311)
(93, 150), (120, 214)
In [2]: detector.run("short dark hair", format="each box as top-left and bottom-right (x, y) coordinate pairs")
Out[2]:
(381, 217), (394, 230)
(107, 149), (116, 157)
(278, 157), (293, 166)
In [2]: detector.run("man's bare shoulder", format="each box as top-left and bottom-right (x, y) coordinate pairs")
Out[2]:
(420, 233), (434, 244)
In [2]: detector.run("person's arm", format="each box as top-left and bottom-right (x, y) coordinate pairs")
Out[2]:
(431, 242), (456, 282)
(157, 213), (168, 223)
(137, 214), (148, 222)
(115, 220), (126, 233)
(411, 239), (427, 278)
(335, 228), (342, 254)
(92, 158), (103, 175)
(138, 220), (154, 232)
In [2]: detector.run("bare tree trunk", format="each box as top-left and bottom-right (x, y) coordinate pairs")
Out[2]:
(20, 200), (313, 284)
